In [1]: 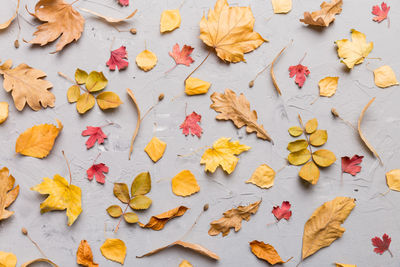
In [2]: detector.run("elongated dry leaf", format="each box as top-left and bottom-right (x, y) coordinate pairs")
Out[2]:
(211, 89), (271, 141)
(139, 206), (188, 230)
(0, 167), (19, 221)
(137, 240), (219, 260)
(302, 197), (355, 260)
(0, 0), (20, 30)
(21, 258), (59, 267)
(357, 97), (382, 164)
(300, 0), (342, 27)
(127, 89), (141, 160)
(77, 240), (98, 267)
(270, 46), (287, 96)
(0, 60), (55, 111)
(79, 8), (137, 23)
(209, 200), (261, 237)
(250, 241), (290, 265)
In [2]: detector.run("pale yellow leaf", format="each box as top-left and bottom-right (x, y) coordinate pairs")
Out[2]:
(319, 76), (339, 97)
(373, 65), (399, 88)
(246, 164), (275, 189)
(299, 161), (320, 185)
(85, 71), (108, 92)
(0, 251), (17, 267)
(160, 9), (181, 33)
(271, 0), (292, 14)
(185, 77), (211, 95)
(129, 195), (152, 210)
(287, 139), (308, 152)
(144, 137), (167, 162)
(75, 68), (88, 84)
(100, 238), (126, 264)
(288, 126), (303, 137)
(0, 102), (9, 124)
(172, 170), (200, 197)
(96, 91), (122, 110)
(123, 212), (139, 223)
(136, 50), (157, 71)
(305, 118), (318, 133)
(386, 169), (400, 191)
(106, 205), (122, 218)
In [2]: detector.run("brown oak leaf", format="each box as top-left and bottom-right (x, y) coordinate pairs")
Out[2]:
(0, 167), (19, 221)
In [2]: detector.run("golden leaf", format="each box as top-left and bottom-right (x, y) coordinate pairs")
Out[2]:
(300, 0), (342, 27)
(287, 139), (308, 152)
(185, 77), (211, 95)
(144, 137), (167, 162)
(15, 120), (63, 158)
(67, 85), (80, 103)
(386, 169), (400, 191)
(200, 137), (250, 174)
(21, 258), (58, 267)
(211, 89), (271, 141)
(136, 50), (157, 71)
(271, 0), (292, 14)
(305, 118), (318, 134)
(288, 126), (303, 137)
(85, 71), (108, 92)
(129, 195), (152, 210)
(0, 0), (20, 30)
(75, 68), (88, 84)
(209, 200), (261, 237)
(336, 264), (357, 267)
(113, 183), (130, 203)
(31, 174), (82, 226)
(373, 65), (399, 88)
(0, 167), (19, 221)
(106, 205), (123, 218)
(79, 8), (137, 23)
(302, 197), (355, 260)
(250, 241), (289, 265)
(309, 130), (328, 146)
(100, 239), (126, 264)
(319, 77), (339, 97)
(0, 102), (9, 124)
(139, 206), (188, 230)
(77, 240), (98, 267)
(160, 9), (181, 33)
(179, 260), (193, 267)
(288, 149), (311, 166)
(172, 170), (200, 197)
(246, 164), (275, 189)
(199, 0), (266, 62)
(96, 92), (122, 110)
(28, 0), (85, 53)
(76, 93), (95, 114)
(312, 149), (336, 167)
(335, 29), (373, 69)
(123, 212), (139, 223)
(0, 60), (55, 111)
(0, 251), (17, 267)
(299, 161), (320, 185)
(131, 172), (151, 196)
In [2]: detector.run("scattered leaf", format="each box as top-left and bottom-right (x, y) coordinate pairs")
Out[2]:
(0, 251), (17, 267)
(287, 139), (308, 152)
(139, 206), (188, 230)
(179, 260), (193, 267)
(372, 2), (390, 22)
(300, 0), (342, 27)
(96, 91), (123, 110)
(82, 126), (107, 149)
(87, 163), (109, 184)
(129, 195), (152, 210)
(131, 172), (151, 196)
(160, 10), (181, 33)
(107, 205), (123, 217)
(386, 169), (400, 191)
(271, 0), (292, 14)
(341, 155), (363, 176)
(309, 130), (328, 146)
(272, 201), (292, 221)
(172, 170), (200, 197)
(0, 102), (9, 124)
(77, 240), (98, 267)
(288, 149), (311, 166)
(100, 238), (126, 264)
(113, 183), (130, 203)
(0, 167), (19, 221)
(288, 126), (303, 137)
(305, 118), (318, 134)
(319, 76), (339, 97)
(246, 164), (275, 189)
(289, 64), (310, 88)
(79, 8), (137, 23)
(136, 50), (157, 71)
(372, 234), (392, 256)
(185, 77), (211, 95)
(299, 161), (320, 184)
(250, 241), (288, 265)
(312, 149), (336, 167)
(180, 112), (202, 138)
(144, 137), (167, 162)
(0, 0), (20, 30)
(107, 46), (129, 71)
(373, 65), (399, 88)
(169, 44), (194, 67)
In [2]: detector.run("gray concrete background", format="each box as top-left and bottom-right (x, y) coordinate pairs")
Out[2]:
(1, 0), (400, 266)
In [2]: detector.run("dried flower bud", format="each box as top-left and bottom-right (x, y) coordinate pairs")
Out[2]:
(248, 80), (254, 88)
(130, 28), (137, 34)
(331, 108), (339, 117)
(203, 203), (209, 211)
(21, 227), (28, 235)
(14, 39), (19, 48)
(158, 93), (164, 101)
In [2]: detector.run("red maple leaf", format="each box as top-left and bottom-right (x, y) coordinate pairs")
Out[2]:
(272, 201), (292, 221)
(107, 46), (129, 71)
(167, 44), (194, 73)
(372, 234), (393, 257)
(372, 2), (390, 22)
(82, 126), (107, 149)
(180, 112), (202, 138)
(87, 163), (109, 184)
(341, 155), (364, 176)
(118, 0), (129, 6)
(288, 64), (310, 88)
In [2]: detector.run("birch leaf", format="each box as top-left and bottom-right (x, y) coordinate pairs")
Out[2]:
(172, 170), (200, 197)
(184, 77), (211, 95)
(139, 206), (188, 230)
(0, 167), (19, 221)
(386, 169), (400, 191)
(100, 239), (126, 264)
(144, 137), (167, 162)
(136, 50), (157, 71)
(271, 0), (292, 14)
(160, 10), (181, 33)
(300, 0), (342, 27)
(0, 251), (17, 267)
(319, 77), (339, 97)
(373, 65), (399, 88)
(246, 164), (275, 189)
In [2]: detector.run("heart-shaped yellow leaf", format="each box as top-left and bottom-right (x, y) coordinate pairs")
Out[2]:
(172, 170), (200, 197)
(100, 239), (126, 264)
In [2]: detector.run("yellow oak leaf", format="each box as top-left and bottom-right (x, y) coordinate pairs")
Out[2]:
(246, 164), (275, 189)
(319, 76), (339, 97)
(160, 9), (181, 33)
(0, 102), (9, 124)
(250, 241), (288, 265)
(0, 0), (20, 30)
(31, 174), (82, 226)
(335, 29), (373, 69)
(136, 50), (157, 71)
(199, 0), (266, 62)
(77, 240), (98, 267)
(200, 137), (250, 174)
(373, 65), (399, 88)
(271, 0), (292, 14)
(139, 206), (188, 230)
(172, 170), (200, 197)
(144, 137), (167, 162)
(0, 60), (55, 111)
(300, 0), (342, 27)
(0, 251), (17, 267)
(28, 0), (85, 53)
(386, 169), (400, 191)
(15, 120), (63, 159)
(100, 239), (126, 264)
(302, 197), (355, 260)
(0, 167), (19, 221)
(184, 77), (211, 95)
(96, 92), (122, 110)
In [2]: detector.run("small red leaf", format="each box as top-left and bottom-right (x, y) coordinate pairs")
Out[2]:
(107, 46), (129, 71)
(82, 126), (107, 149)
(272, 201), (292, 221)
(288, 64), (310, 88)
(372, 234), (392, 256)
(118, 0), (129, 6)
(180, 112), (203, 138)
(87, 163), (109, 184)
(341, 155), (363, 176)
(372, 2), (390, 22)
(169, 44), (195, 67)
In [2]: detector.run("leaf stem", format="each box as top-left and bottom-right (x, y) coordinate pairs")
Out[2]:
(184, 51), (211, 82)
(248, 62), (271, 88)
(180, 204), (208, 240)
(298, 52), (307, 65)
(164, 64), (178, 75)
(62, 150), (73, 185)
(114, 204), (129, 233)
(388, 248), (393, 257)
(22, 227), (47, 258)
(57, 71), (88, 93)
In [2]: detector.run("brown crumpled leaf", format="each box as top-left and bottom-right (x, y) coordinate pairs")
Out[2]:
(139, 206), (188, 230)
(209, 200), (261, 237)
(137, 240), (219, 260)
(210, 89), (271, 141)
(250, 240), (291, 265)
(0, 59), (55, 111)
(300, 0), (342, 27)
(21, 258), (59, 267)
(77, 240), (98, 267)
(28, 0), (85, 53)
(0, 0), (20, 30)
(0, 167), (19, 221)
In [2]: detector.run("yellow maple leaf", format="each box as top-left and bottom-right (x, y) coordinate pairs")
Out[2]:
(335, 29), (373, 69)
(172, 170), (200, 197)
(200, 137), (250, 174)
(0, 167), (19, 221)
(199, 0), (266, 62)
(15, 120), (62, 159)
(31, 174), (82, 226)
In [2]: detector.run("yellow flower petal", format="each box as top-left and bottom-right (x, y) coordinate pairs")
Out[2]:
(160, 9), (181, 33)
(185, 77), (211, 95)
(136, 50), (157, 71)
(288, 149), (311, 166)
(374, 65), (399, 88)
(172, 170), (200, 197)
(96, 91), (122, 110)
(76, 93), (95, 114)
(299, 161), (320, 185)
(67, 85), (80, 103)
(312, 149), (336, 167)
(319, 76), (339, 97)
(246, 164), (275, 189)
(271, 0), (292, 13)
(100, 238), (126, 264)
(386, 169), (400, 191)
(0, 102), (9, 124)
(0, 251), (17, 267)
(144, 137), (166, 162)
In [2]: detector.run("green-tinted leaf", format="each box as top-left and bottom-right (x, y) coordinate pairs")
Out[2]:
(288, 126), (303, 137)
(310, 130), (328, 147)
(85, 71), (108, 92)
(76, 92), (95, 114)
(113, 183), (130, 203)
(287, 139), (308, 152)
(75, 68), (88, 84)
(129, 195), (152, 210)
(123, 212), (139, 223)
(96, 92), (123, 110)
(288, 149), (311, 166)
(107, 205), (123, 218)
(131, 172), (151, 196)
(312, 149), (336, 167)
(67, 85), (80, 103)
(305, 118), (318, 134)
(299, 161), (320, 185)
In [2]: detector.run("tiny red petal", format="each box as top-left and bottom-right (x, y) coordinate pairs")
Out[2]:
(82, 126), (107, 149)
(107, 46), (129, 71)
(180, 112), (203, 138)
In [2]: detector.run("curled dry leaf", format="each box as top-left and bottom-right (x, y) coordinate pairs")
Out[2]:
(0, 102), (9, 124)
(210, 89), (271, 141)
(139, 206), (188, 230)
(185, 77), (211, 95)
(136, 50), (157, 71)
(160, 10), (181, 33)
(0, 167), (19, 221)
(250, 241), (291, 265)
(386, 169), (400, 191)
(209, 200), (261, 237)
(0, 60), (55, 111)
(373, 65), (399, 88)
(300, 0), (342, 27)
(270, 46), (287, 95)
(246, 164), (275, 189)
(21, 258), (58, 267)
(79, 8), (137, 23)
(100, 238), (126, 264)
(0, 0), (20, 30)
(271, 0), (292, 14)
(357, 97), (382, 164)
(0, 251), (17, 267)
(127, 89), (141, 160)
(172, 170), (200, 197)
(319, 76), (339, 97)
(302, 197), (355, 260)
(16, 120), (63, 159)
(77, 240), (98, 267)
(144, 137), (167, 162)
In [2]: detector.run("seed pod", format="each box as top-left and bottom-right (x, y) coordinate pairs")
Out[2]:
(14, 39), (20, 48)
(21, 227), (28, 235)
(331, 108), (339, 117)
(248, 80), (254, 88)
(158, 93), (164, 101)
(203, 203), (209, 211)
(130, 28), (137, 34)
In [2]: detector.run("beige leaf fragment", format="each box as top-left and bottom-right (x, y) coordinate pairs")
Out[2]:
(246, 164), (275, 189)
(271, 0), (292, 14)
(300, 0), (343, 27)
(79, 8), (137, 23)
(373, 65), (399, 88)
(319, 77), (339, 97)
(0, 0), (20, 30)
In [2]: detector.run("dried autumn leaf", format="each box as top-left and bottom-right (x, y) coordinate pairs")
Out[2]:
(372, 2), (390, 23)
(373, 65), (399, 88)
(302, 197), (355, 260)
(0, 167), (19, 221)
(271, 0), (292, 14)
(144, 137), (167, 162)
(100, 238), (126, 264)
(199, 0), (266, 62)
(246, 164), (275, 189)
(288, 149), (311, 166)
(169, 44), (194, 68)
(124, 212), (139, 223)
(28, 0), (85, 53)
(299, 161), (320, 184)
(85, 71), (108, 92)
(319, 77), (339, 97)
(0, 251), (17, 267)
(82, 126), (107, 149)
(335, 29), (373, 69)
(96, 92), (122, 110)
(371, 233), (392, 256)
(107, 46), (129, 71)
(209, 200), (261, 237)
(300, 0), (342, 27)
(118, 0), (128, 7)
(172, 170), (200, 197)
(87, 163), (109, 184)
(200, 137), (250, 174)
(129, 195), (152, 210)
(341, 155), (363, 176)
(113, 183), (130, 203)
(386, 169), (400, 191)
(67, 85), (80, 103)
(107, 205), (123, 217)
(160, 10), (181, 33)
(31, 174), (82, 226)
(21, 258), (58, 267)
(288, 126), (303, 137)
(312, 149), (336, 167)
(15, 120), (63, 158)
(211, 89), (271, 141)
(75, 68), (88, 84)
(136, 50), (157, 71)
(309, 130), (328, 146)
(179, 260), (193, 267)
(77, 240), (98, 267)
(250, 241), (288, 265)
(76, 93), (95, 114)
(79, 8), (137, 23)
(287, 139), (308, 152)
(0, 102), (9, 124)
(305, 118), (318, 133)
(272, 201), (292, 221)
(0, 0), (20, 30)
(131, 172), (151, 196)
(180, 112), (203, 137)
(289, 64), (310, 88)
(0, 59), (55, 111)
(185, 77), (211, 95)
(139, 206), (188, 230)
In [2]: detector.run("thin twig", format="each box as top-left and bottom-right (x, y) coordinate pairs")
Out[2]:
(22, 228), (47, 258)
(298, 52), (307, 65)
(181, 204), (208, 240)
(57, 71), (88, 93)
(185, 51), (211, 81)
(114, 204), (129, 233)
(62, 151), (73, 185)
(248, 62), (272, 88)
(127, 89), (141, 160)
